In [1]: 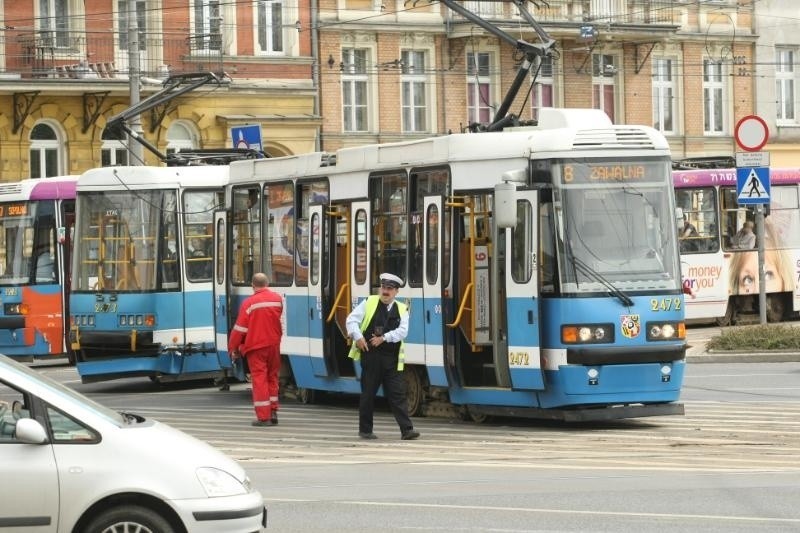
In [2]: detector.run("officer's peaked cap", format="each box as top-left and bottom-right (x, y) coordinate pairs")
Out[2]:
(379, 273), (403, 288)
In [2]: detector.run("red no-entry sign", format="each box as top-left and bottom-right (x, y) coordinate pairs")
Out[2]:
(734, 115), (769, 152)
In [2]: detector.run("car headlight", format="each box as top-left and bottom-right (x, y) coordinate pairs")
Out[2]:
(196, 467), (248, 497)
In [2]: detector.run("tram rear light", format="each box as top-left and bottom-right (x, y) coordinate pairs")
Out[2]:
(4, 303), (29, 315)
(144, 314), (155, 326)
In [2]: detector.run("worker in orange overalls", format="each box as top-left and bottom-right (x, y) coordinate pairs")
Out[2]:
(229, 272), (284, 426)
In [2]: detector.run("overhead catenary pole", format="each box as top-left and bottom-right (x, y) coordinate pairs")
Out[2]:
(127, 3), (144, 165)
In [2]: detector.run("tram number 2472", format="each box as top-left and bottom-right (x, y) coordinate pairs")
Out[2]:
(650, 298), (681, 311)
(508, 351), (531, 366)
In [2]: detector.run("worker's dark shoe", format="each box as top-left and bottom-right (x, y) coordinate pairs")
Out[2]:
(270, 413), (279, 425)
(401, 430), (420, 440)
(358, 431), (378, 440)
(251, 419), (272, 427)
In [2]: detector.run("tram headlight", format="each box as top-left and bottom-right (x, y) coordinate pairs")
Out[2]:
(4, 303), (29, 315)
(647, 321), (685, 341)
(562, 324), (613, 344)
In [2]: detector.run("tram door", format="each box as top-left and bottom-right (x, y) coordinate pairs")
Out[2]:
(350, 201), (371, 379)
(503, 190), (544, 390)
(422, 196), (447, 386)
(307, 204), (327, 376)
(212, 211), (231, 364)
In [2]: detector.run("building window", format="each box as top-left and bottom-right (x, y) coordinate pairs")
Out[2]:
(467, 52), (492, 126)
(776, 48), (795, 123)
(29, 123), (64, 178)
(166, 122), (199, 155)
(652, 57), (676, 134)
(38, 0), (71, 48)
(101, 127), (129, 167)
(193, 0), (222, 53)
(530, 55), (554, 121)
(256, 0), (283, 54)
(342, 48), (369, 132)
(401, 50), (428, 133)
(703, 59), (725, 135)
(118, 0), (146, 52)
(592, 53), (616, 122)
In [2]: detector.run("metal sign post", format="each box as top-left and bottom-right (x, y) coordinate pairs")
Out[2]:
(734, 115), (770, 324)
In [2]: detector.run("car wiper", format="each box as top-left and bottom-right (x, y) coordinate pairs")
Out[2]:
(571, 256), (634, 307)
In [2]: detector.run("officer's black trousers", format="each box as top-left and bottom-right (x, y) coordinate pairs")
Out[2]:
(358, 352), (412, 434)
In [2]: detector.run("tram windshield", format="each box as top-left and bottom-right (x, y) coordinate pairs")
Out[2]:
(73, 190), (178, 292)
(553, 157), (680, 293)
(0, 200), (57, 286)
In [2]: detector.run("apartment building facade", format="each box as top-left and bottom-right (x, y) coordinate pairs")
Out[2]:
(0, 0), (319, 180)
(755, 0), (800, 167)
(317, 0), (758, 163)
(1, 1), (782, 180)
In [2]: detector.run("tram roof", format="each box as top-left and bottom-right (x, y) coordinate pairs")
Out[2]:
(78, 165), (229, 190)
(0, 175), (79, 201)
(229, 109), (669, 186)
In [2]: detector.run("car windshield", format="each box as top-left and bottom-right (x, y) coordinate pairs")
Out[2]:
(0, 356), (126, 426)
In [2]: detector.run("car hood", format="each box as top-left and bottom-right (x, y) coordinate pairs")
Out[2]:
(54, 417), (249, 502)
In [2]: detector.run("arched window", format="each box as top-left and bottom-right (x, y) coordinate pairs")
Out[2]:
(29, 122), (64, 178)
(166, 121), (199, 155)
(101, 127), (129, 166)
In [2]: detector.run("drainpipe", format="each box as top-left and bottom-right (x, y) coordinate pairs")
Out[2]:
(311, 0), (321, 151)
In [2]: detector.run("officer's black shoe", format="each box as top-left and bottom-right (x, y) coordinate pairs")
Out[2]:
(401, 429), (420, 440)
(251, 420), (272, 427)
(270, 413), (278, 425)
(358, 432), (378, 440)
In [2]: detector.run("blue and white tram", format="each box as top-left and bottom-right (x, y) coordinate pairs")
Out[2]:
(70, 165), (229, 383)
(218, 108), (686, 420)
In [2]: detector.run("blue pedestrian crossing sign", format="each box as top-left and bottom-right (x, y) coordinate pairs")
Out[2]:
(736, 167), (770, 205)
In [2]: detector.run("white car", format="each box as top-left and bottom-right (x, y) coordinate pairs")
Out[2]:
(0, 355), (266, 532)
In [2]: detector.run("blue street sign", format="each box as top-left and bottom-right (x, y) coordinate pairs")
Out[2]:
(231, 124), (263, 151)
(736, 167), (770, 205)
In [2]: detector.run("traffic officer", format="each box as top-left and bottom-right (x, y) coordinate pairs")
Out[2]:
(346, 272), (420, 440)
(229, 272), (285, 426)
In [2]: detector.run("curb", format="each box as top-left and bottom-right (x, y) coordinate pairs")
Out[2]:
(687, 351), (800, 363)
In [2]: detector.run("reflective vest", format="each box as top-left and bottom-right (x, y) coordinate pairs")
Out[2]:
(348, 295), (407, 371)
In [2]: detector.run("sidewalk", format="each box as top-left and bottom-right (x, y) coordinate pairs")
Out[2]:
(685, 340), (800, 364)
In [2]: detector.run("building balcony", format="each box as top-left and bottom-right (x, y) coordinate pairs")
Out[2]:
(1, 29), (225, 83)
(450, 0), (680, 37)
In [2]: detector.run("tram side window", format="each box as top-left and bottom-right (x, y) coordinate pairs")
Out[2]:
(370, 172), (407, 284)
(768, 185), (800, 248)
(510, 200), (533, 283)
(296, 181), (329, 287)
(409, 167), (449, 287)
(354, 210), (368, 284)
(232, 188), (262, 285)
(539, 202), (556, 293)
(183, 190), (219, 282)
(265, 182), (294, 287)
(675, 187), (718, 253)
(721, 188), (749, 250)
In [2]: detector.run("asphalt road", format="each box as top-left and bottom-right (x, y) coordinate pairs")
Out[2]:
(36, 356), (800, 533)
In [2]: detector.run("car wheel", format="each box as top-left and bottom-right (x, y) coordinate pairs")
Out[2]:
(84, 505), (175, 533)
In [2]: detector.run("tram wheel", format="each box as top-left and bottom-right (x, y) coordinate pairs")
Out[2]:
(766, 294), (786, 323)
(404, 366), (425, 417)
(298, 388), (316, 404)
(715, 302), (734, 327)
(462, 405), (489, 424)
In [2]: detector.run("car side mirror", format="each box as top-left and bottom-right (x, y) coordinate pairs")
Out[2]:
(15, 418), (49, 444)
